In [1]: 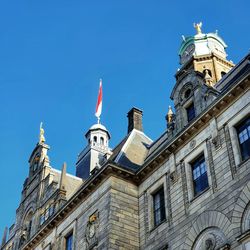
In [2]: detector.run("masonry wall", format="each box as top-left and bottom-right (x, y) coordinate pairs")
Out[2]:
(139, 90), (250, 250)
(6, 176), (139, 250)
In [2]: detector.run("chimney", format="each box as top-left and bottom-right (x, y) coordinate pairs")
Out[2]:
(127, 107), (143, 134)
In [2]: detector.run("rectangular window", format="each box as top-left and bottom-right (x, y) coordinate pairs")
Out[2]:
(65, 233), (73, 250)
(153, 187), (166, 227)
(192, 155), (209, 196)
(186, 102), (196, 122)
(237, 117), (250, 161)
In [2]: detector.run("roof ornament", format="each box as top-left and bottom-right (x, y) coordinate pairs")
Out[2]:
(39, 122), (46, 144)
(194, 22), (202, 35)
(166, 106), (175, 131)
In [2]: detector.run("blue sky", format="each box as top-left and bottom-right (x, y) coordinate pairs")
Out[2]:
(0, 0), (249, 236)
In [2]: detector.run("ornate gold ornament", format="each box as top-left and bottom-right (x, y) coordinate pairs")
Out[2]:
(194, 22), (202, 34)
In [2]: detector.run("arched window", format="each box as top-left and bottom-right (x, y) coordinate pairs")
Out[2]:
(203, 69), (212, 77)
(221, 71), (226, 77)
(93, 136), (97, 143)
(100, 137), (104, 145)
(184, 89), (191, 99)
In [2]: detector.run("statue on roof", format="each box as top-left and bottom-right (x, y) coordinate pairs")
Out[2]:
(194, 22), (202, 34)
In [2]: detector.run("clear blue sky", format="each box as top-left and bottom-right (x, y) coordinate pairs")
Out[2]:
(0, 0), (249, 236)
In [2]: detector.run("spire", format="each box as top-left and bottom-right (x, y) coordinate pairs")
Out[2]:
(1, 226), (8, 247)
(95, 79), (103, 124)
(204, 69), (213, 86)
(59, 162), (67, 191)
(39, 122), (45, 144)
(167, 106), (174, 124)
(194, 22), (202, 35)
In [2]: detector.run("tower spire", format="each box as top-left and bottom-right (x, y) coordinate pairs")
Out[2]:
(39, 122), (45, 144)
(95, 79), (103, 124)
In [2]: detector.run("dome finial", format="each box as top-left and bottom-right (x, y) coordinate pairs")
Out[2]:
(194, 22), (202, 34)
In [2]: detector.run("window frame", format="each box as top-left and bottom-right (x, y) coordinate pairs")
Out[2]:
(65, 231), (73, 250)
(191, 154), (209, 196)
(152, 186), (166, 227)
(186, 102), (196, 122)
(236, 116), (250, 162)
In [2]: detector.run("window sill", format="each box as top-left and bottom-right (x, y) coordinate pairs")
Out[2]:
(150, 219), (167, 233)
(238, 156), (250, 168)
(190, 187), (210, 202)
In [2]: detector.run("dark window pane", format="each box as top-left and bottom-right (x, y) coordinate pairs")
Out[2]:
(186, 103), (196, 122)
(237, 117), (250, 161)
(65, 233), (73, 250)
(153, 188), (166, 226)
(192, 155), (209, 195)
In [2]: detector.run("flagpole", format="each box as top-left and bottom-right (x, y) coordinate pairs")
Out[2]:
(95, 78), (103, 124)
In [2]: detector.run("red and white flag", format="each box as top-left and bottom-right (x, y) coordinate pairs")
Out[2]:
(95, 79), (103, 120)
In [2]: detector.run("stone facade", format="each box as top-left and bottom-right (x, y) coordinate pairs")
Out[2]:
(1, 27), (250, 250)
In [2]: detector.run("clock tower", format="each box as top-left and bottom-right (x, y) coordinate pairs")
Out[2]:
(178, 22), (234, 86)
(169, 23), (235, 133)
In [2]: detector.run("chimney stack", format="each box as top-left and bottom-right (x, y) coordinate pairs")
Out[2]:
(127, 107), (143, 134)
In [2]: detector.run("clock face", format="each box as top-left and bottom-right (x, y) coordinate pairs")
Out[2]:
(89, 224), (95, 238)
(180, 44), (195, 64)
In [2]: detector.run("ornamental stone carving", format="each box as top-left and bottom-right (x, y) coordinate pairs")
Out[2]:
(193, 227), (227, 250)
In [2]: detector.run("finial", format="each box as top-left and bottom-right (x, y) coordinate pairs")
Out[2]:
(204, 69), (213, 86)
(167, 106), (174, 124)
(39, 122), (46, 144)
(194, 22), (202, 34)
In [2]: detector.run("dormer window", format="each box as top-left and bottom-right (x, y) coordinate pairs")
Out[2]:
(184, 89), (191, 99)
(186, 102), (195, 122)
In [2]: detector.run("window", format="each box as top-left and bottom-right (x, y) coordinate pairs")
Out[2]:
(221, 71), (226, 77)
(191, 155), (209, 196)
(186, 102), (196, 122)
(237, 117), (250, 161)
(184, 89), (191, 99)
(153, 187), (166, 226)
(40, 204), (55, 225)
(100, 137), (104, 145)
(93, 136), (97, 143)
(65, 233), (73, 250)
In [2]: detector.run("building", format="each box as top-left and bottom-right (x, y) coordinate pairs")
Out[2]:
(1, 24), (250, 250)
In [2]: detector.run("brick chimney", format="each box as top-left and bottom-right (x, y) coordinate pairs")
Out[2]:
(127, 107), (143, 134)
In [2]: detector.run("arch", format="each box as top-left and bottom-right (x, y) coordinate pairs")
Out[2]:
(93, 136), (97, 143)
(221, 71), (227, 78)
(100, 137), (104, 145)
(231, 181), (250, 235)
(203, 69), (212, 77)
(182, 210), (231, 249)
(179, 82), (194, 104)
(21, 202), (35, 225)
